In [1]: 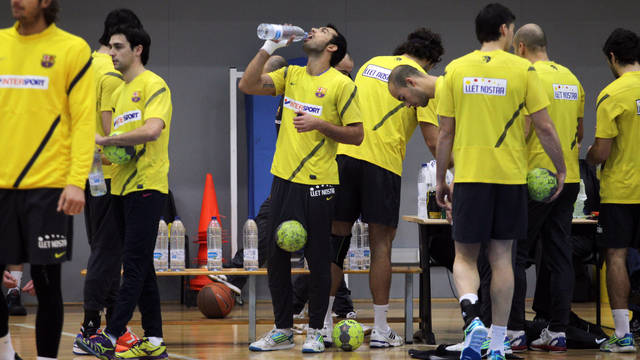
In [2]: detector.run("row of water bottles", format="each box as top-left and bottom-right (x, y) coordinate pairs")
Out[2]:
(345, 218), (370, 270)
(154, 217), (186, 271)
(205, 217), (259, 271)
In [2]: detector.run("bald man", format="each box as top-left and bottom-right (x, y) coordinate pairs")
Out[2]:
(509, 23), (585, 353)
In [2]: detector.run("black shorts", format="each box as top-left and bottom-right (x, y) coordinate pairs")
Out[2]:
(333, 155), (401, 228)
(0, 188), (73, 264)
(268, 176), (335, 256)
(599, 204), (640, 249)
(452, 183), (527, 244)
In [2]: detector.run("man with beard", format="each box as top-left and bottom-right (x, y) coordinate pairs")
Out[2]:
(239, 24), (363, 353)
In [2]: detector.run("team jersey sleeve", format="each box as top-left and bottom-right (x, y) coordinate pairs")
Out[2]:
(523, 66), (549, 114)
(578, 82), (585, 118)
(595, 92), (622, 139)
(99, 72), (123, 112)
(336, 80), (360, 125)
(436, 66), (456, 118)
(267, 66), (287, 96)
(144, 80), (172, 128)
(66, 40), (96, 189)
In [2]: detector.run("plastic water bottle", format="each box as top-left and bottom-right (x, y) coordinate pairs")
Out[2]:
(257, 23), (307, 42)
(362, 222), (370, 270)
(207, 217), (223, 271)
(169, 217), (186, 271)
(418, 163), (428, 219)
(349, 221), (360, 270)
(154, 218), (168, 272)
(243, 218), (259, 271)
(573, 179), (587, 218)
(89, 150), (107, 196)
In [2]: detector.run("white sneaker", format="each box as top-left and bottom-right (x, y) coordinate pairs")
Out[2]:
(320, 324), (333, 346)
(208, 274), (242, 295)
(370, 327), (404, 348)
(249, 328), (295, 351)
(302, 328), (325, 353)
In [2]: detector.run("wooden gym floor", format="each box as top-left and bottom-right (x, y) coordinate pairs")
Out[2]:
(8, 299), (636, 359)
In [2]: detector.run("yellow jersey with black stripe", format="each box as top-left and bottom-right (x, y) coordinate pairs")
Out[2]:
(92, 51), (123, 179)
(0, 23), (95, 190)
(526, 61), (584, 183)
(110, 70), (172, 196)
(595, 71), (640, 204)
(268, 65), (361, 185)
(423, 75), (444, 128)
(437, 50), (549, 184)
(337, 56), (437, 176)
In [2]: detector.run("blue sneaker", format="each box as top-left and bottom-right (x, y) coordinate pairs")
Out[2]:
(486, 350), (506, 360)
(600, 332), (636, 353)
(507, 330), (527, 352)
(75, 332), (115, 360)
(460, 318), (488, 360)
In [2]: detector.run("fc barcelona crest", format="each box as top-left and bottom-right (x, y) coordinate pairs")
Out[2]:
(132, 91), (141, 103)
(41, 54), (55, 68)
(315, 87), (327, 98)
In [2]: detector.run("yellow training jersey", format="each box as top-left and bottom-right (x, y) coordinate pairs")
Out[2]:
(338, 56), (437, 176)
(92, 51), (123, 179)
(268, 65), (361, 185)
(110, 70), (172, 196)
(437, 50), (549, 184)
(595, 71), (640, 204)
(0, 23), (95, 190)
(423, 75), (444, 129)
(526, 61), (584, 183)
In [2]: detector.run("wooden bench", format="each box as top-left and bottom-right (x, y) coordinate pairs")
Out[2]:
(82, 266), (421, 343)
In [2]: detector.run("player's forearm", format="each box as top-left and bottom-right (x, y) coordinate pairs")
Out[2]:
(101, 111), (112, 135)
(317, 122), (363, 145)
(534, 115), (566, 175)
(238, 51), (271, 95)
(419, 122), (438, 158)
(435, 116), (454, 184)
(68, 116), (95, 189)
(102, 120), (163, 146)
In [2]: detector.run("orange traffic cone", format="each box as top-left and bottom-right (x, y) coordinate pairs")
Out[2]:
(190, 173), (221, 291)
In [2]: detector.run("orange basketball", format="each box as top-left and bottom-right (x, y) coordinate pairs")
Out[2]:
(197, 283), (235, 318)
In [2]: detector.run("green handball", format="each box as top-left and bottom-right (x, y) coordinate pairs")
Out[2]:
(103, 131), (136, 165)
(332, 319), (364, 351)
(527, 167), (558, 202)
(276, 220), (307, 252)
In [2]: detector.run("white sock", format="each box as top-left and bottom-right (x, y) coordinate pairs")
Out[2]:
(36, 357), (56, 360)
(0, 333), (16, 360)
(9, 271), (22, 288)
(459, 293), (478, 304)
(324, 296), (335, 327)
(276, 327), (293, 335)
(373, 304), (390, 332)
(489, 325), (506, 353)
(147, 337), (163, 346)
(612, 309), (630, 338)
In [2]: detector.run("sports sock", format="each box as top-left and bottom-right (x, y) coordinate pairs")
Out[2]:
(459, 294), (480, 327)
(489, 325), (506, 354)
(82, 309), (101, 335)
(0, 333), (16, 360)
(31, 264), (63, 358)
(36, 357), (56, 360)
(373, 304), (390, 332)
(147, 337), (163, 346)
(612, 309), (630, 339)
(324, 296), (335, 327)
